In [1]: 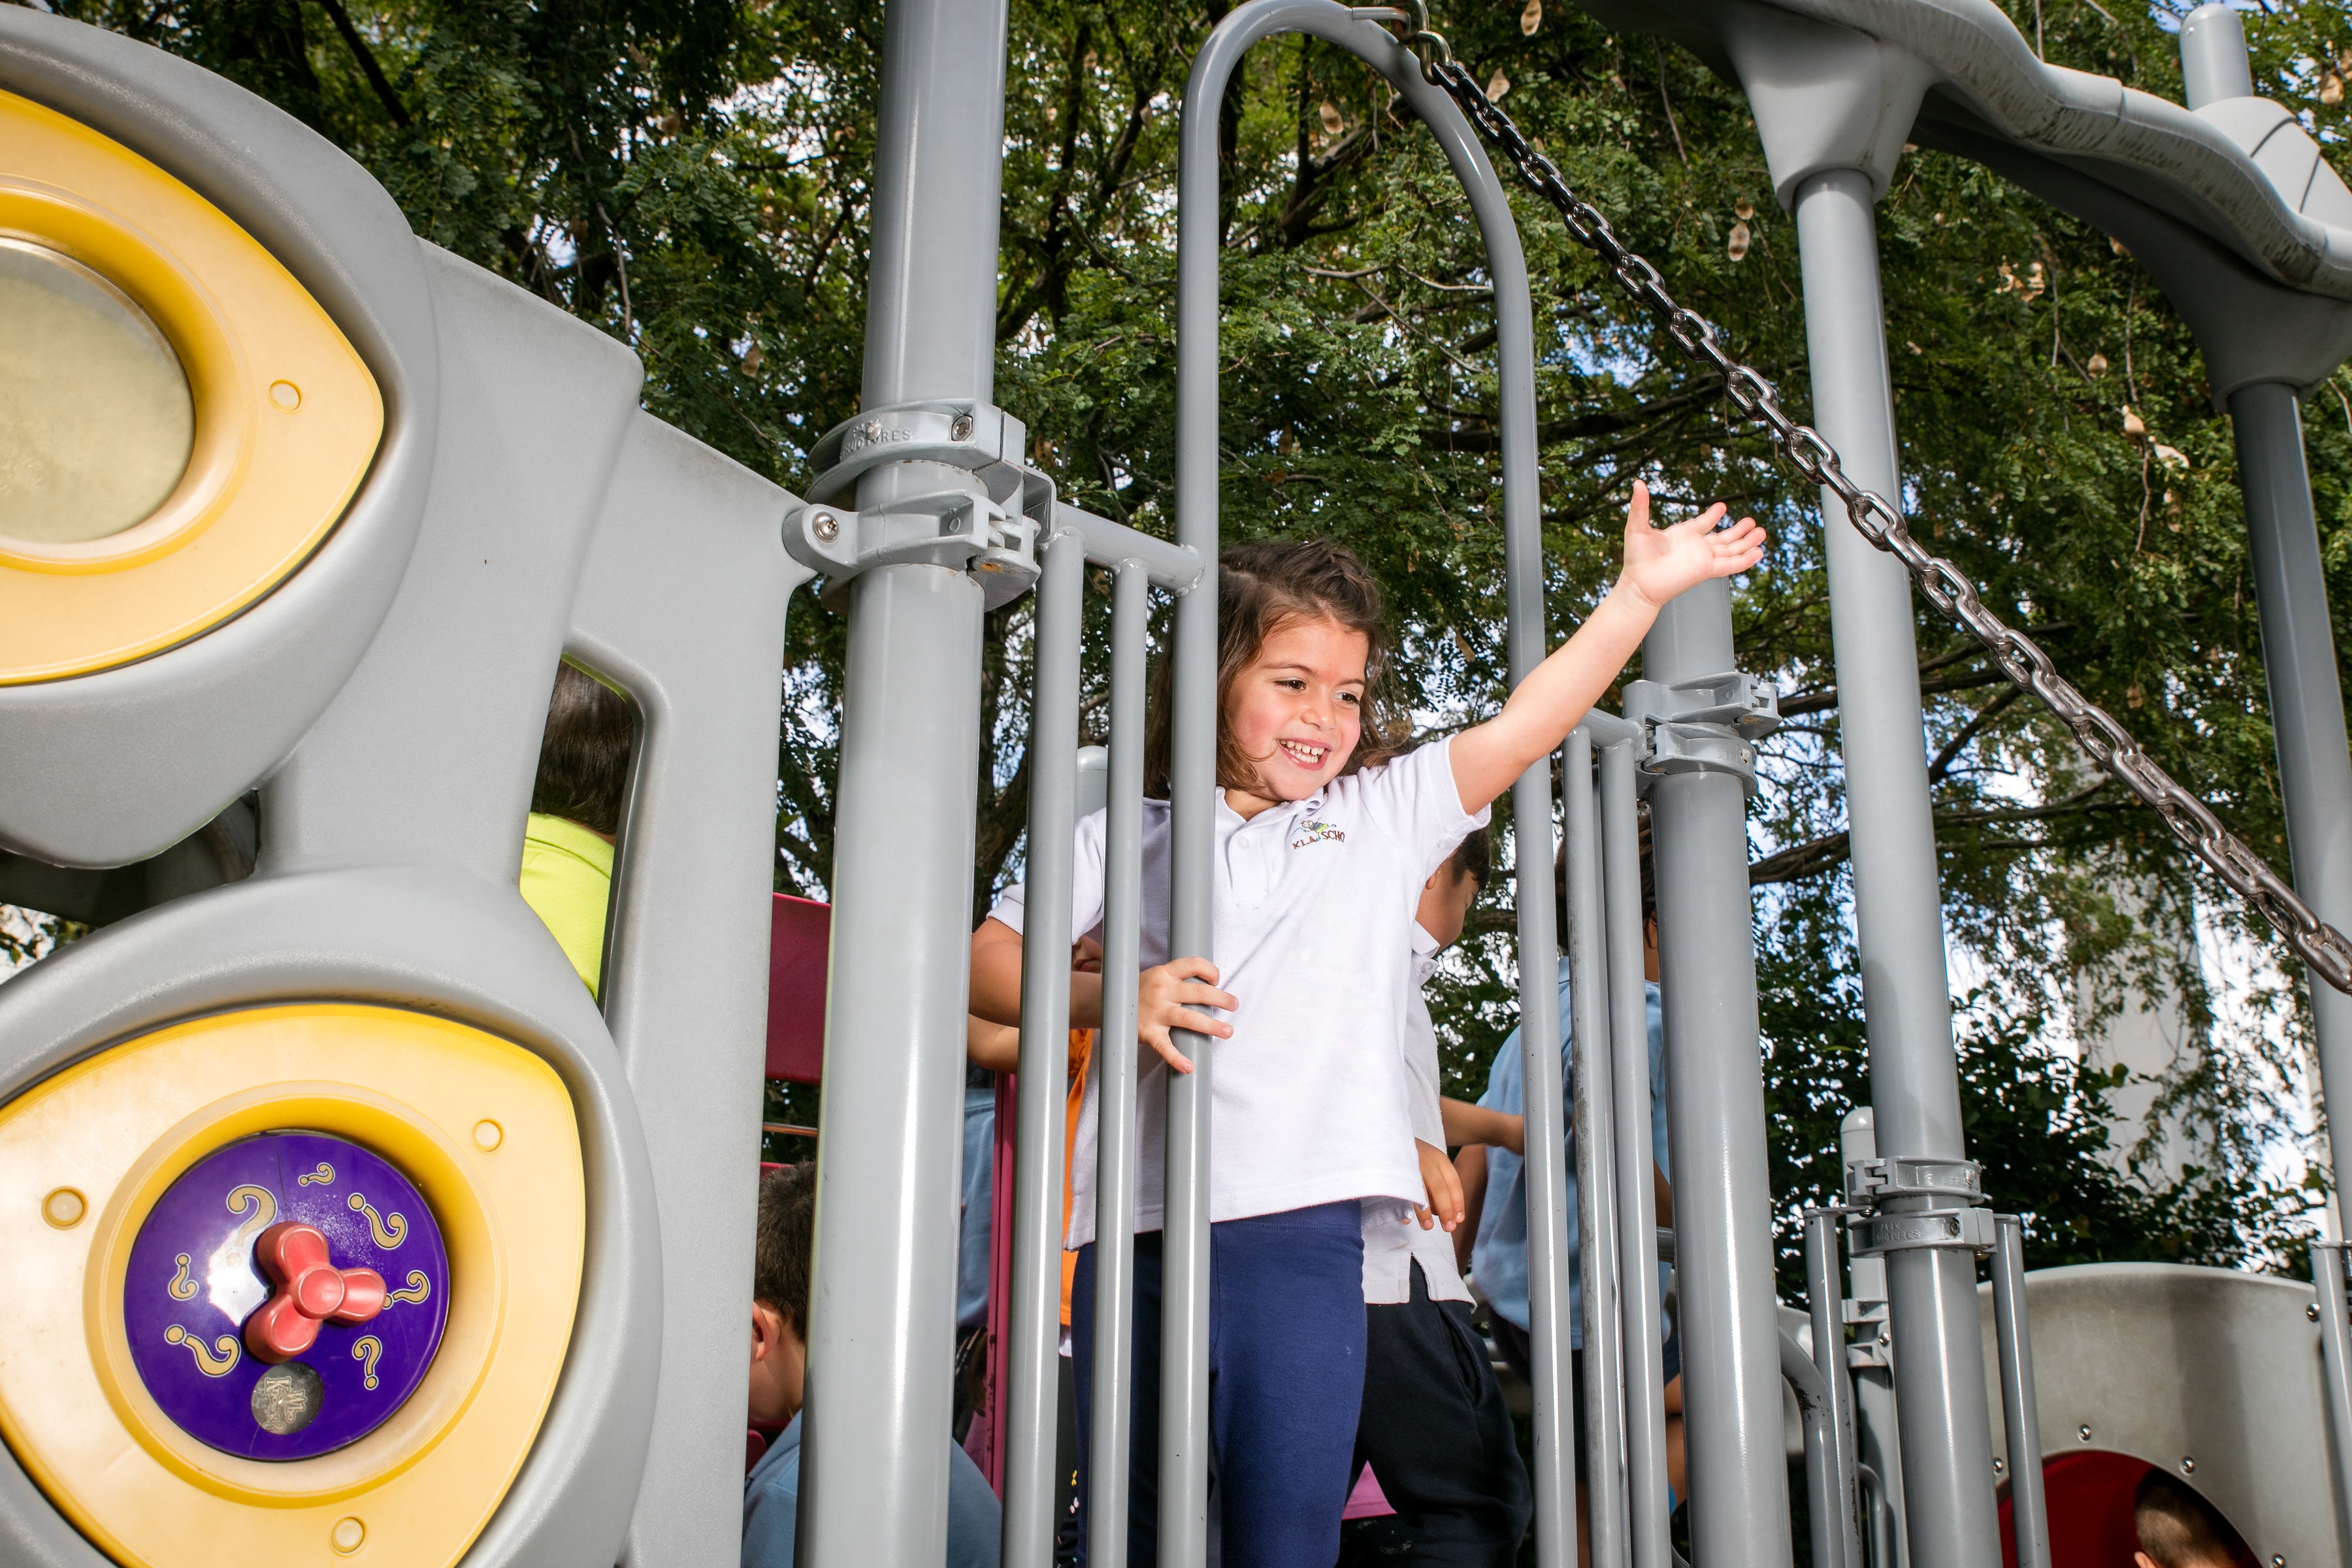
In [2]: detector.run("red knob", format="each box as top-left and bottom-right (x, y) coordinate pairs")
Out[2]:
(242, 1222), (388, 1364)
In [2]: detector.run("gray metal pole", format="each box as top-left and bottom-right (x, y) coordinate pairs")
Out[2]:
(1090, 560), (1149, 1568)
(1642, 579), (1791, 1568)
(1603, 738), (1673, 1568)
(1806, 1211), (1863, 1568)
(1988, 1217), (2048, 1568)
(799, 1), (1009, 1561)
(1791, 165), (2001, 1568)
(2230, 383), (2352, 1217)
(1175, 8), (1558, 1556)
(1567, 737), (1628, 1567)
(1004, 530), (1083, 1561)
(1782, 1329), (1849, 1568)
(2312, 1245), (2352, 1542)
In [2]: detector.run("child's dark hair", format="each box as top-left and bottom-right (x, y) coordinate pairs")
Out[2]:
(532, 663), (634, 836)
(1143, 539), (1401, 797)
(1445, 821), (1490, 889)
(2132, 1469), (2245, 1568)
(752, 1163), (818, 1338)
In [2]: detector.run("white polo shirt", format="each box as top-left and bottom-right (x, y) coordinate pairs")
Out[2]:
(1360, 928), (1475, 1305)
(991, 737), (1488, 1247)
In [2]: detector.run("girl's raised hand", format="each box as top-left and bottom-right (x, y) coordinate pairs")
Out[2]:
(1618, 478), (1766, 610)
(1135, 955), (1235, 1075)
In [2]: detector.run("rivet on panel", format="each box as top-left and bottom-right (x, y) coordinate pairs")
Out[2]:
(2180, 1456), (2195, 1474)
(331, 1516), (366, 1554)
(269, 380), (302, 411)
(474, 1120), (503, 1152)
(2078, 1424), (2093, 1443)
(2310, 1303), (2322, 1322)
(42, 1188), (85, 1228)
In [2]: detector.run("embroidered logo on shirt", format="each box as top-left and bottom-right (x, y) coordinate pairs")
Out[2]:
(1289, 819), (1346, 849)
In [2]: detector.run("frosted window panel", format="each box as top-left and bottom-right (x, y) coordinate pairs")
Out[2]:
(0, 239), (194, 544)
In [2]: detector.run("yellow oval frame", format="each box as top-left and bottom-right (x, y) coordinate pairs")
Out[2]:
(0, 1006), (585, 1568)
(0, 90), (383, 684)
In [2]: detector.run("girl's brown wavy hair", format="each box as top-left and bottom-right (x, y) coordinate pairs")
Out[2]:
(1143, 538), (1403, 798)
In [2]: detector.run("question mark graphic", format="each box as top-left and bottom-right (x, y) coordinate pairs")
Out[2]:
(352, 1335), (383, 1391)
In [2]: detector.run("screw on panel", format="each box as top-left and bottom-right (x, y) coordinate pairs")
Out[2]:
(2310, 1302), (2322, 1321)
(2079, 1424), (2093, 1442)
(1991, 1456), (2005, 1475)
(862, 420), (881, 441)
(2180, 1456), (2195, 1474)
(950, 412), (975, 442)
(811, 512), (840, 543)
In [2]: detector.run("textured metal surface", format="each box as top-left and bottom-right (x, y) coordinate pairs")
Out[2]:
(1976, 1263), (2342, 1568)
(1422, 49), (2352, 994)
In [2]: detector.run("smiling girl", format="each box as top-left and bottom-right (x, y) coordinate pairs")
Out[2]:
(972, 482), (1763, 1565)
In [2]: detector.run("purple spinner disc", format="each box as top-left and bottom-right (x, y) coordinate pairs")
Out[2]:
(123, 1130), (449, 1461)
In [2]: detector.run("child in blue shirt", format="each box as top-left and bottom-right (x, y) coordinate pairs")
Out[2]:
(745, 1164), (1002, 1568)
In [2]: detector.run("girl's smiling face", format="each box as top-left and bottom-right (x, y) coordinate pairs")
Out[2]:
(1224, 613), (1368, 816)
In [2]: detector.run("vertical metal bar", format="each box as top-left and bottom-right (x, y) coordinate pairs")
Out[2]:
(2311, 1245), (2352, 1543)
(1567, 736), (1627, 1566)
(1840, 1109), (1906, 1568)
(1989, 1217), (2048, 1568)
(1089, 560), (1149, 1568)
(2230, 383), (2352, 1235)
(1522, 733), (1588, 1564)
(1781, 1331), (1845, 1568)
(1002, 531), (1084, 1558)
(1790, 165), (2001, 1568)
(1169, 24), (1232, 1556)
(1175, 8), (1557, 1556)
(1602, 738), (1671, 1568)
(1643, 580), (1791, 1568)
(798, 2), (1007, 1559)
(1806, 1213), (1863, 1568)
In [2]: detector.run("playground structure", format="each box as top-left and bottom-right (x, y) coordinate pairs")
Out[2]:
(1, 2), (2351, 1567)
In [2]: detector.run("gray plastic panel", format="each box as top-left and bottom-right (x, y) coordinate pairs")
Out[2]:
(259, 244), (641, 883)
(0, 864), (661, 1568)
(568, 414), (811, 1568)
(1978, 1263), (2344, 1568)
(0, 10), (438, 869)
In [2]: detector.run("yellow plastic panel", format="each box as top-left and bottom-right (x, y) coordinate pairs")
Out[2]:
(0, 90), (384, 683)
(0, 1005), (585, 1568)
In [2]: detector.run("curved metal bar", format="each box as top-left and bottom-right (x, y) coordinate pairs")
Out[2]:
(1781, 1329), (1848, 1568)
(1179, 3), (1554, 1556)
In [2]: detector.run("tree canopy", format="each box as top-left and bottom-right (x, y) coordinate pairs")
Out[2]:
(48, 0), (2352, 1287)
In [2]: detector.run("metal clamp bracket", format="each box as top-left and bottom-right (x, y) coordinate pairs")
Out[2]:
(1844, 1155), (1983, 1207)
(1848, 1205), (1998, 1258)
(790, 402), (1053, 610)
(805, 399), (1030, 509)
(1623, 670), (1780, 794)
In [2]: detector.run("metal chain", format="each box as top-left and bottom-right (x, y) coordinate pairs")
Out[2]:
(1408, 46), (2352, 995)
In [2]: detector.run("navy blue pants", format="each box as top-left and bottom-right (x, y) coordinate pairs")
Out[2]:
(1070, 1201), (1367, 1568)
